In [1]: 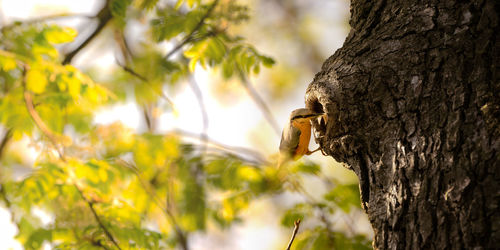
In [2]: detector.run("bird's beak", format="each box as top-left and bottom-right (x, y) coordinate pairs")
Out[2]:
(305, 112), (324, 119)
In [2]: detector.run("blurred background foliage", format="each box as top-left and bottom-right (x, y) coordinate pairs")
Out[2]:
(0, 0), (373, 249)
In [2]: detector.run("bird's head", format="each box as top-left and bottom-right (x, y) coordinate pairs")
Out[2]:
(290, 108), (324, 124)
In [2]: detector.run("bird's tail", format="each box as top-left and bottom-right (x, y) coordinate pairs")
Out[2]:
(277, 152), (290, 169)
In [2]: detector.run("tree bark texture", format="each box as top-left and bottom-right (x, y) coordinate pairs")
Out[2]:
(305, 0), (499, 249)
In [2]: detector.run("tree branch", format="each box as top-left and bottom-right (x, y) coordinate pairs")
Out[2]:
(115, 159), (189, 250)
(188, 75), (209, 153)
(286, 219), (301, 250)
(172, 129), (268, 165)
(118, 62), (148, 81)
(62, 1), (112, 65)
(22, 70), (65, 160)
(22, 66), (121, 249)
(164, 0), (219, 60)
(238, 71), (281, 135)
(116, 59), (177, 112)
(0, 128), (12, 160)
(75, 187), (122, 250)
(0, 129), (18, 234)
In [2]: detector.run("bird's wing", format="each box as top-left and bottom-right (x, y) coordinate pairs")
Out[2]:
(279, 123), (301, 156)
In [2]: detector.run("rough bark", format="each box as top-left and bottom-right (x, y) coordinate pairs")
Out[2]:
(305, 0), (499, 249)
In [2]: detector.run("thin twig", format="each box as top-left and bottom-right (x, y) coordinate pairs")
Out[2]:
(0, 184), (12, 209)
(21, 66), (122, 249)
(0, 131), (19, 237)
(119, 62), (148, 81)
(188, 75), (209, 153)
(63, 1), (112, 64)
(164, 0), (219, 60)
(142, 104), (157, 132)
(296, 183), (335, 246)
(116, 59), (177, 109)
(75, 187), (122, 250)
(113, 29), (133, 64)
(0, 183), (19, 234)
(172, 129), (268, 164)
(22, 69), (65, 160)
(0, 129), (12, 160)
(286, 219), (301, 250)
(115, 159), (189, 250)
(238, 71), (281, 135)
(0, 129), (17, 235)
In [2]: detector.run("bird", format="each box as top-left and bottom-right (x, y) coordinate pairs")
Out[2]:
(278, 108), (324, 167)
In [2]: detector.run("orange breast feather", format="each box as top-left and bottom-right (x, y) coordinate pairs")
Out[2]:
(293, 120), (311, 158)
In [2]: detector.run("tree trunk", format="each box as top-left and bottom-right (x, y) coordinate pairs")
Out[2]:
(305, 0), (499, 249)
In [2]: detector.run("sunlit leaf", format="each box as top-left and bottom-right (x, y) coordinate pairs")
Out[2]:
(44, 26), (77, 44)
(174, 0), (184, 9)
(26, 67), (48, 94)
(0, 55), (17, 71)
(188, 58), (198, 72)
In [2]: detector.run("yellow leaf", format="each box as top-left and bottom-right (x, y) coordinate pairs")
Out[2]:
(12, 130), (24, 140)
(184, 49), (197, 58)
(45, 26), (78, 44)
(0, 55), (16, 71)
(188, 58), (198, 72)
(57, 80), (67, 91)
(222, 199), (234, 220)
(98, 168), (108, 182)
(237, 166), (261, 182)
(32, 43), (59, 59)
(67, 75), (81, 99)
(174, 0), (184, 9)
(26, 68), (48, 94)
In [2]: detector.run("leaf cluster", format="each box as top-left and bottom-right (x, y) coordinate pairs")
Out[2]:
(280, 162), (372, 250)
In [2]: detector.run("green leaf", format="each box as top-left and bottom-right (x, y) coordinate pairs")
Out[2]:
(291, 162), (321, 175)
(261, 55), (275, 67)
(312, 230), (332, 250)
(324, 184), (361, 213)
(151, 12), (185, 41)
(110, 0), (131, 26)
(137, 0), (159, 10)
(24, 229), (52, 249)
(0, 55), (17, 71)
(222, 60), (233, 79)
(252, 64), (260, 75)
(206, 38), (226, 65)
(281, 203), (311, 227)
